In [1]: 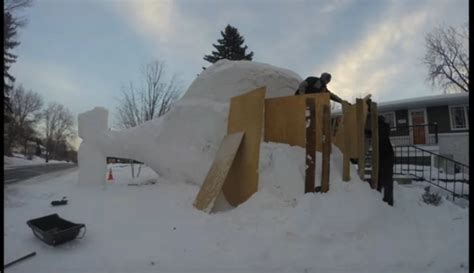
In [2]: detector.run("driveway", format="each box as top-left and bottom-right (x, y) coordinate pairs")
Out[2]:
(4, 163), (77, 184)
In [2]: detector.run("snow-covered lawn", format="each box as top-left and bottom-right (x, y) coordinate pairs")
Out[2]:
(4, 153), (71, 169)
(4, 144), (468, 273)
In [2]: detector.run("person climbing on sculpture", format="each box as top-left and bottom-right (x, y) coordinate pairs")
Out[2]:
(294, 72), (346, 104)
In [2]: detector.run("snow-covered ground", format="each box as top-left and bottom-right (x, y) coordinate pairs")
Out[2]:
(4, 153), (71, 169)
(4, 144), (469, 273)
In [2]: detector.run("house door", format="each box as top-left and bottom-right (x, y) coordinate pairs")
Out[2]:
(410, 110), (426, 145)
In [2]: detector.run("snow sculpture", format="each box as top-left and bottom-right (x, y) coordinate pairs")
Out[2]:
(77, 60), (302, 186)
(77, 107), (109, 186)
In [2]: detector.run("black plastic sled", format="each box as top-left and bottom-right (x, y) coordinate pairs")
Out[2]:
(26, 214), (86, 246)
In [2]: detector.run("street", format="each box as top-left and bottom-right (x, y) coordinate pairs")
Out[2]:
(4, 163), (77, 184)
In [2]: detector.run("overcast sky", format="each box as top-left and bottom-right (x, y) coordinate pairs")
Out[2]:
(10, 0), (468, 147)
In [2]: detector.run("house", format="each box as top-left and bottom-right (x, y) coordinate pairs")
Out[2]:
(331, 92), (469, 175)
(377, 92), (469, 166)
(23, 141), (46, 159)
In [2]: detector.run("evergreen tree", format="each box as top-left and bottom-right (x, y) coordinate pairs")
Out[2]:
(4, 0), (33, 119)
(4, 11), (20, 115)
(203, 24), (254, 65)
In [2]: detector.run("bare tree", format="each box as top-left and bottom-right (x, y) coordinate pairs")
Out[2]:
(43, 102), (74, 161)
(115, 60), (182, 129)
(4, 85), (43, 155)
(423, 23), (469, 93)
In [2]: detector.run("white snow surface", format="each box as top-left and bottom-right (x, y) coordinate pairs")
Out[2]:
(4, 153), (71, 169)
(77, 60), (302, 186)
(4, 144), (468, 273)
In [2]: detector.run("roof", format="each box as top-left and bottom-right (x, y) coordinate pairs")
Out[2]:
(377, 92), (469, 112)
(332, 92), (468, 116)
(25, 141), (46, 149)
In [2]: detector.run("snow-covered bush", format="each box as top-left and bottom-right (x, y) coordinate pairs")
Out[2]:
(422, 186), (442, 206)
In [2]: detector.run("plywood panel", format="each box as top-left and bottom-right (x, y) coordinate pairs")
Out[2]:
(346, 105), (358, 158)
(264, 93), (330, 152)
(222, 87), (266, 206)
(311, 93), (331, 152)
(193, 132), (244, 213)
(264, 95), (306, 147)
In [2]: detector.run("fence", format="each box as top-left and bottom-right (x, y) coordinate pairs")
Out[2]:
(393, 145), (469, 201)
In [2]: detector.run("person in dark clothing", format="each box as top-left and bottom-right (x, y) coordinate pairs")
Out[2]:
(377, 115), (395, 206)
(294, 72), (346, 104)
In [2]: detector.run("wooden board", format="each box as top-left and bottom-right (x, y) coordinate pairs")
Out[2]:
(193, 132), (244, 212)
(321, 104), (331, 192)
(222, 87), (266, 206)
(311, 93), (331, 153)
(264, 93), (330, 152)
(334, 104), (358, 158)
(342, 102), (351, 181)
(370, 102), (379, 190)
(356, 98), (370, 179)
(264, 95), (305, 147)
(356, 99), (364, 178)
(305, 98), (316, 193)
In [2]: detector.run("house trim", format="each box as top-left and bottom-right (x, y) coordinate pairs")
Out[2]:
(438, 132), (469, 137)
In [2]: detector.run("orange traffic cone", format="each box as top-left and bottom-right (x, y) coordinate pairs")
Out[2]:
(107, 168), (114, 181)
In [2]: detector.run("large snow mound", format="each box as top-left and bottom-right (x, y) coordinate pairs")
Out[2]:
(182, 59), (302, 102)
(78, 60), (302, 186)
(154, 60), (301, 185)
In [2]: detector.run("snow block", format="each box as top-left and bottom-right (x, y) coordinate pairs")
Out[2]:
(78, 107), (108, 141)
(78, 107), (109, 186)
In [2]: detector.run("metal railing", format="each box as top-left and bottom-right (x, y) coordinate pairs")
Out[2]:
(389, 124), (438, 146)
(393, 145), (469, 201)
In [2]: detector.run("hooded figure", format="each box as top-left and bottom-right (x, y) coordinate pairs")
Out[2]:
(377, 115), (395, 206)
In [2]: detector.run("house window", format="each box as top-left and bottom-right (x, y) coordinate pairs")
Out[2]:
(380, 112), (396, 130)
(449, 105), (469, 130)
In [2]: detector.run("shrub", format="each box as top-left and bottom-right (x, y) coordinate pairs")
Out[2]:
(422, 186), (442, 206)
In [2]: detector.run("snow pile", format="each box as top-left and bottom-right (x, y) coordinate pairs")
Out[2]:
(4, 153), (70, 169)
(4, 144), (468, 273)
(78, 60), (302, 186)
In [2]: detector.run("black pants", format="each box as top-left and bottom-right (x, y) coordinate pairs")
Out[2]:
(378, 161), (394, 206)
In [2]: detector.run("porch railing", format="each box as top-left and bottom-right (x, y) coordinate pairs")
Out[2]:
(389, 123), (438, 146)
(393, 145), (469, 201)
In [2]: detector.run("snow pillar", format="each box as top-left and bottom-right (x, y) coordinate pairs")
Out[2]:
(78, 107), (109, 187)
